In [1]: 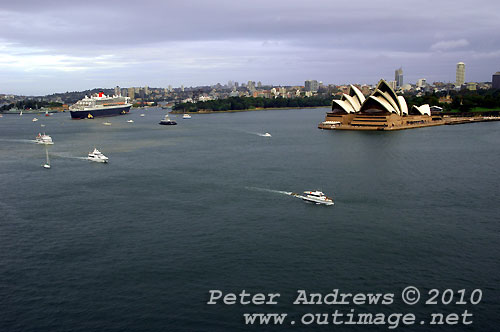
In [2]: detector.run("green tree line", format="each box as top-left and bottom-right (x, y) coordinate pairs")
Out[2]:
(405, 89), (500, 112)
(173, 96), (333, 112)
(1, 100), (63, 111)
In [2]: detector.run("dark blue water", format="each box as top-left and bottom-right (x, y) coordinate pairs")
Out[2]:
(1, 109), (499, 331)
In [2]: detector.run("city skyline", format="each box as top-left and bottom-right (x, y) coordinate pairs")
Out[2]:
(1, 0), (500, 95)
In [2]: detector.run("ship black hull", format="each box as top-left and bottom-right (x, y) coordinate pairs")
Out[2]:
(70, 105), (131, 119)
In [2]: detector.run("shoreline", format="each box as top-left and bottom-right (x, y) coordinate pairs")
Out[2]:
(170, 106), (330, 114)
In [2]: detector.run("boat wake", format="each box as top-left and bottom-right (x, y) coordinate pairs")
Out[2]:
(0, 139), (38, 144)
(246, 131), (272, 137)
(50, 152), (88, 160)
(245, 186), (293, 196)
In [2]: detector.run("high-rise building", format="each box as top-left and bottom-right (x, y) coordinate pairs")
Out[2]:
(114, 85), (120, 96)
(456, 62), (465, 87)
(304, 80), (319, 92)
(144, 86), (149, 96)
(395, 67), (403, 88)
(387, 80), (397, 90)
(492, 72), (500, 89)
(128, 87), (135, 100)
(247, 81), (256, 92)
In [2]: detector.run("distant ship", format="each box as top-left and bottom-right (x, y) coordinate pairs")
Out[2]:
(69, 92), (132, 119)
(159, 114), (177, 125)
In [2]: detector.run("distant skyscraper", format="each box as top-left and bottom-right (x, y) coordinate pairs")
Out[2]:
(114, 85), (120, 96)
(304, 80), (319, 92)
(144, 86), (149, 96)
(456, 62), (465, 87)
(492, 72), (500, 89)
(395, 67), (403, 88)
(247, 81), (256, 92)
(128, 87), (135, 100)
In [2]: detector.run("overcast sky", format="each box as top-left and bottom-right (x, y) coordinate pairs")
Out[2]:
(1, 0), (500, 95)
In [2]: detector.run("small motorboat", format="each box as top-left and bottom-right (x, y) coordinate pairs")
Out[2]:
(42, 147), (51, 169)
(127, 120), (134, 123)
(102, 122), (112, 126)
(32, 118), (38, 122)
(262, 132), (272, 137)
(35, 133), (54, 145)
(140, 114), (145, 117)
(291, 190), (334, 206)
(87, 148), (108, 163)
(159, 115), (177, 125)
(183, 114), (192, 119)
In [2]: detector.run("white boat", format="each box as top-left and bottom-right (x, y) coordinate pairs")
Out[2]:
(42, 146), (51, 169)
(102, 122), (112, 126)
(32, 118), (38, 122)
(40, 124), (46, 127)
(291, 190), (334, 206)
(262, 132), (272, 137)
(127, 120), (134, 123)
(183, 114), (192, 119)
(87, 148), (109, 163)
(35, 133), (54, 145)
(140, 114), (145, 117)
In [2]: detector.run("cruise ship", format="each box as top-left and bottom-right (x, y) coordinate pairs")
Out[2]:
(69, 92), (132, 119)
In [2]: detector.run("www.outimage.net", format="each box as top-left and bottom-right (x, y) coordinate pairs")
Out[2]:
(207, 288), (482, 329)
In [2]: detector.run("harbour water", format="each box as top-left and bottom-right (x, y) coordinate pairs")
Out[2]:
(1, 108), (499, 331)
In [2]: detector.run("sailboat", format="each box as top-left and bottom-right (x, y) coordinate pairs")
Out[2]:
(43, 146), (51, 169)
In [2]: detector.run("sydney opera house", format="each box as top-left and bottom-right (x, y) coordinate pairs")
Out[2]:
(319, 79), (443, 130)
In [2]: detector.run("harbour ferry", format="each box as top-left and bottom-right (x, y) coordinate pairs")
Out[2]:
(159, 114), (177, 125)
(69, 92), (132, 119)
(35, 133), (54, 145)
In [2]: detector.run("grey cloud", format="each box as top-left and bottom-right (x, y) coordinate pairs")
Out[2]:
(1, 0), (500, 94)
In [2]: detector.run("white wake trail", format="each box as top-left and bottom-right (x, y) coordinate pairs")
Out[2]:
(245, 186), (293, 196)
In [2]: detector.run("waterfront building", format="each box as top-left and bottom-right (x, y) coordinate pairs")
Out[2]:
(321, 79), (440, 131)
(456, 62), (465, 87)
(395, 67), (403, 88)
(493, 72), (500, 89)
